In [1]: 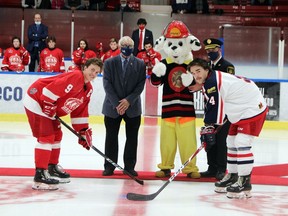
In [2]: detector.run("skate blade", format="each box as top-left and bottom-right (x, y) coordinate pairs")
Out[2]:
(226, 191), (252, 199)
(32, 182), (59, 191)
(50, 176), (71, 184)
(214, 187), (227, 193)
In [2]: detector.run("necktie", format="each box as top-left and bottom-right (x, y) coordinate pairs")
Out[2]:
(122, 59), (128, 79)
(138, 30), (143, 51)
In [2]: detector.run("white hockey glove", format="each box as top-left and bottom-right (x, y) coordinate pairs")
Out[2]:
(181, 72), (194, 87)
(152, 59), (166, 77)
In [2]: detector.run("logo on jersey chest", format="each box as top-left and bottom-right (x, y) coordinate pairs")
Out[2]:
(168, 66), (186, 92)
(45, 55), (57, 66)
(9, 55), (22, 65)
(62, 97), (83, 113)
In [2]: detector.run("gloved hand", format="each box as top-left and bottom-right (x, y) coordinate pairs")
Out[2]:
(78, 128), (92, 150)
(181, 71), (194, 87)
(42, 101), (57, 117)
(200, 126), (216, 152)
(152, 58), (166, 77)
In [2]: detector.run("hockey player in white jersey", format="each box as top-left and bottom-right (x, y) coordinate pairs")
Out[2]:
(187, 58), (268, 199)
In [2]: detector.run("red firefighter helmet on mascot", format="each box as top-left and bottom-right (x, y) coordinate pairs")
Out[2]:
(162, 20), (191, 38)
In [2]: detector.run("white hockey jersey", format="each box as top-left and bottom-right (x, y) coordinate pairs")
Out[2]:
(202, 70), (267, 124)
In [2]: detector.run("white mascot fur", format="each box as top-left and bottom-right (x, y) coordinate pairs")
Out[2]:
(150, 20), (202, 178)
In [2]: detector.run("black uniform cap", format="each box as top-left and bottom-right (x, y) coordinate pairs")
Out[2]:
(203, 38), (223, 50)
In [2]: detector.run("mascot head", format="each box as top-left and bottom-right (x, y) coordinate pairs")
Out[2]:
(155, 20), (201, 64)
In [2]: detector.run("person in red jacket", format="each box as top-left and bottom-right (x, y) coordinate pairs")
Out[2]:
(101, 38), (120, 62)
(1, 36), (30, 72)
(38, 35), (65, 73)
(23, 58), (103, 191)
(136, 40), (161, 76)
(68, 38), (96, 72)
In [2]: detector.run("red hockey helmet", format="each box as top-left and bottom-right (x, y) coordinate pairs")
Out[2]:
(162, 20), (191, 38)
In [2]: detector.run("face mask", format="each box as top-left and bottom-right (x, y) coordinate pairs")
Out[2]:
(35, 21), (41, 25)
(139, 25), (145, 30)
(208, 51), (219, 61)
(121, 47), (133, 57)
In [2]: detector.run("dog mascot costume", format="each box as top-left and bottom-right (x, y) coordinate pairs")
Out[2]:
(151, 20), (201, 178)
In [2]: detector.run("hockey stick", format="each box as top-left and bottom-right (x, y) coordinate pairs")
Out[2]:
(55, 116), (144, 185)
(126, 121), (228, 201)
(126, 144), (204, 201)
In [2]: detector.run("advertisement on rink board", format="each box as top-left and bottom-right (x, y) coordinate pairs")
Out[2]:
(0, 73), (282, 121)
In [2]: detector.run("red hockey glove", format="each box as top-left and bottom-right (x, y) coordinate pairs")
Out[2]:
(200, 126), (216, 152)
(78, 128), (92, 150)
(42, 101), (57, 117)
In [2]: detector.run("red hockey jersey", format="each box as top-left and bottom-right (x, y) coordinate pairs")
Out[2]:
(23, 70), (93, 131)
(102, 49), (120, 62)
(38, 47), (65, 73)
(71, 48), (97, 70)
(1, 46), (30, 72)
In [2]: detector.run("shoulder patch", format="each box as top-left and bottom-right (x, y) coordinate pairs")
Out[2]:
(227, 66), (235, 75)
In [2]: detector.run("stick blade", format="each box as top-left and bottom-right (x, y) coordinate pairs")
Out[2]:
(135, 179), (144, 185)
(126, 192), (156, 201)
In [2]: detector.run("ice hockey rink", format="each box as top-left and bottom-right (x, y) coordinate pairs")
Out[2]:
(0, 119), (288, 216)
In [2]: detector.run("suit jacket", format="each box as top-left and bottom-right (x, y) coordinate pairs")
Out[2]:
(131, 28), (153, 56)
(27, 23), (48, 52)
(102, 55), (146, 118)
(212, 57), (235, 75)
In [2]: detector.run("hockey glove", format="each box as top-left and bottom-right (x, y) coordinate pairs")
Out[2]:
(78, 128), (92, 150)
(42, 101), (57, 117)
(200, 126), (216, 152)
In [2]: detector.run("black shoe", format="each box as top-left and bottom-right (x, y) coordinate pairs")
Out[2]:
(124, 169), (138, 176)
(215, 171), (226, 180)
(102, 169), (114, 176)
(200, 170), (217, 178)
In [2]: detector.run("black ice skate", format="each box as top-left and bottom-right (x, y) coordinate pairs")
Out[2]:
(48, 164), (71, 183)
(32, 168), (59, 190)
(226, 175), (252, 199)
(214, 173), (238, 193)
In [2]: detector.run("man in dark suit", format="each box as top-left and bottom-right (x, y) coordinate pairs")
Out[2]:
(27, 13), (48, 72)
(102, 36), (146, 177)
(131, 18), (154, 56)
(201, 38), (235, 180)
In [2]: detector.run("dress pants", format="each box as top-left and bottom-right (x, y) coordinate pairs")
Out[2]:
(29, 47), (40, 72)
(104, 114), (141, 171)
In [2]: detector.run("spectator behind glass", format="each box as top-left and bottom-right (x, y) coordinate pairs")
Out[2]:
(38, 35), (65, 73)
(51, 0), (65, 9)
(68, 38), (96, 72)
(37, 0), (52, 9)
(131, 18), (154, 57)
(1, 36), (30, 72)
(101, 38), (120, 62)
(251, 0), (272, 5)
(26, 13), (48, 72)
(136, 40), (161, 76)
(22, 0), (36, 8)
(63, 0), (86, 10)
(89, 0), (106, 10)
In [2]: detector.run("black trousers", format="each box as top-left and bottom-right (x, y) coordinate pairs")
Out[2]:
(206, 120), (231, 173)
(104, 114), (141, 171)
(29, 47), (40, 72)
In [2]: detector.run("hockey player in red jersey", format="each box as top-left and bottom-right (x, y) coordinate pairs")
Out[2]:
(68, 39), (96, 72)
(136, 40), (161, 76)
(23, 58), (103, 190)
(188, 58), (268, 199)
(101, 38), (120, 62)
(1, 36), (30, 72)
(38, 35), (65, 73)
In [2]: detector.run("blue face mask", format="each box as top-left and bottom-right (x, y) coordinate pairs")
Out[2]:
(208, 51), (219, 61)
(121, 46), (133, 57)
